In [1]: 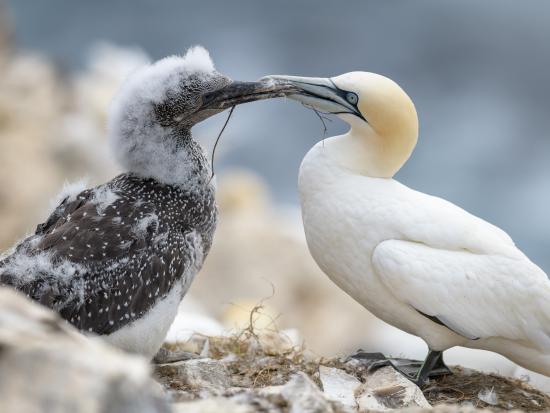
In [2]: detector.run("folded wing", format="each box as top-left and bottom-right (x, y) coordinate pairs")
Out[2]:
(373, 239), (550, 351)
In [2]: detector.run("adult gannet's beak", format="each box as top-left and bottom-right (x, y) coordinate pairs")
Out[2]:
(260, 75), (365, 121)
(199, 79), (299, 112)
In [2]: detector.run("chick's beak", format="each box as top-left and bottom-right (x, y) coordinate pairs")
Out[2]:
(199, 79), (299, 112)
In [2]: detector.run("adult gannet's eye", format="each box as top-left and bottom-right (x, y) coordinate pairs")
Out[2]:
(346, 92), (358, 105)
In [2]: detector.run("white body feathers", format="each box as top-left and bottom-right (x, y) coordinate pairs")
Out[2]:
(299, 138), (550, 375)
(104, 283), (183, 358)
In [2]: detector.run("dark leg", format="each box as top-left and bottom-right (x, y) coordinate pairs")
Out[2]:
(431, 351), (449, 372)
(412, 350), (444, 387)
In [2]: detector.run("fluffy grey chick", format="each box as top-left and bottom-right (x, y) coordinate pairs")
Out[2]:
(0, 46), (293, 359)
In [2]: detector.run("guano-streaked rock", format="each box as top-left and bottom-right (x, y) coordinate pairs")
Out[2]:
(0, 288), (169, 413)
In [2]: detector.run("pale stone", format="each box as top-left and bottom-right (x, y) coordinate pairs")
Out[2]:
(155, 358), (231, 396)
(319, 366), (361, 409)
(399, 404), (523, 413)
(0, 288), (169, 413)
(356, 366), (430, 412)
(173, 397), (254, 413)
(260, 372), (334, 413)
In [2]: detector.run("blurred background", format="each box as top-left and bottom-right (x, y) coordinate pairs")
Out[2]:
(1, 0), (549, 379)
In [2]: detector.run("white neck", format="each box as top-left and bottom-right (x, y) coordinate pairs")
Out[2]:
(322, 118), (417, 178)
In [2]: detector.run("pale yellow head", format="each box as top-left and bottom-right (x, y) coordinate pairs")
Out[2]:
(266, 72), (419, 177)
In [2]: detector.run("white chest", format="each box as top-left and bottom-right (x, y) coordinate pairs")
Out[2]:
(297, 147), (411, 323)
(102, 239), (206, 358)
(103, 283), (183, 358)
(300, 189), (379, 300)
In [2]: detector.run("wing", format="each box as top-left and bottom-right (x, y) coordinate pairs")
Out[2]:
(0, 177), (194, 334)
(372, 239), (550, 350)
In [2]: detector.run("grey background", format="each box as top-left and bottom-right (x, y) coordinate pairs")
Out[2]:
(5, 0), (550, 270)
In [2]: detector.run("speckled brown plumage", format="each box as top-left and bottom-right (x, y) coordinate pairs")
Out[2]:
(0, 47), (284, 357)
(0, 173), (216, 335)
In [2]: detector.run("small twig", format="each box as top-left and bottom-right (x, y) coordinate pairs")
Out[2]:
(244, 282), (276, 339)
(252, 365), (275, 388)
(302, 103), (331, 147)
(210, 106), (236, 180)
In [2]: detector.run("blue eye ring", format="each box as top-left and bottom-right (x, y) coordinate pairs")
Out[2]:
(346, 92), (358, 105)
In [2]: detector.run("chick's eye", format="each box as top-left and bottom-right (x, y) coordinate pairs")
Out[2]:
(346, 92), (358, 105)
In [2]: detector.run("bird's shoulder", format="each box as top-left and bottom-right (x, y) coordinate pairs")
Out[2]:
(325, 176), (516, 255)
(410, 188), (516, 253)
(363, 181), (517, 255)
(0, 174), (208, 334)
(34, 175), (163, 261)
(0, 176), (164, 286)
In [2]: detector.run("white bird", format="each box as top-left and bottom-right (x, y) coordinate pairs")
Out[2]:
(264, 72), (550, 385)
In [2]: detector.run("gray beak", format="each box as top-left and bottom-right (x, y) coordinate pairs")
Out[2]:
(260, 75), (365, 121)
(199, 79), (300, 111)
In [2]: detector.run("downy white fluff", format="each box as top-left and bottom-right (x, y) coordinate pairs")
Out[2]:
(92, 186), (120, 215)
(107, 46), (215, 186)
(49, 178), (89, 212)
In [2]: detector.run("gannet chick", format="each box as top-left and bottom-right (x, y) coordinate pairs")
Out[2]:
(0, 46), (291, 360)
(264, 72), (550, 385)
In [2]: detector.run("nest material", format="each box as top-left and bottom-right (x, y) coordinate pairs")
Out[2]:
(422, 367), (550, 412)
(161, 332), (550, 412)
(159, 304), (550, 412)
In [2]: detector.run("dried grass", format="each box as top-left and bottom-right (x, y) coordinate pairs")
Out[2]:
(423, 367), (550, 412)
(160, 302), (550, 412)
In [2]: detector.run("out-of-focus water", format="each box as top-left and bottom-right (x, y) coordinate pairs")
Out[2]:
(5, 0), (550, 271)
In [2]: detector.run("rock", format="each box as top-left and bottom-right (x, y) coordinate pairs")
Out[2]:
(173, 397), (255, 413)
(319, 366), (361, 410)
(235, 389), (292, 411)
(0, 288), (169, 413)
(173, 389), (290, 413)
(261, 372), (334, 413)
(155, 358), (232, 396)
(398, 404), (524, 413)
(166, 389), (196, 403)
(356, 366), (430, 412)
(258, 330), (298, 355)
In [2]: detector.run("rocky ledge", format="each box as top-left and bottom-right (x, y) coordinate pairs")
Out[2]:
(0, 287), (548, 413)
(155, 332), (550, 413)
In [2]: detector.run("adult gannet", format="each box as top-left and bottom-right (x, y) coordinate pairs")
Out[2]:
(264, 72), (550, 385)
(0, 46), (292, 360)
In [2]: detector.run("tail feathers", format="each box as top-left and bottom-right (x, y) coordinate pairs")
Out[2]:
(470, 337), (550, 377)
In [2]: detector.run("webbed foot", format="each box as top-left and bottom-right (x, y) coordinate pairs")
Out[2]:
(349, 349), (452, 387)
